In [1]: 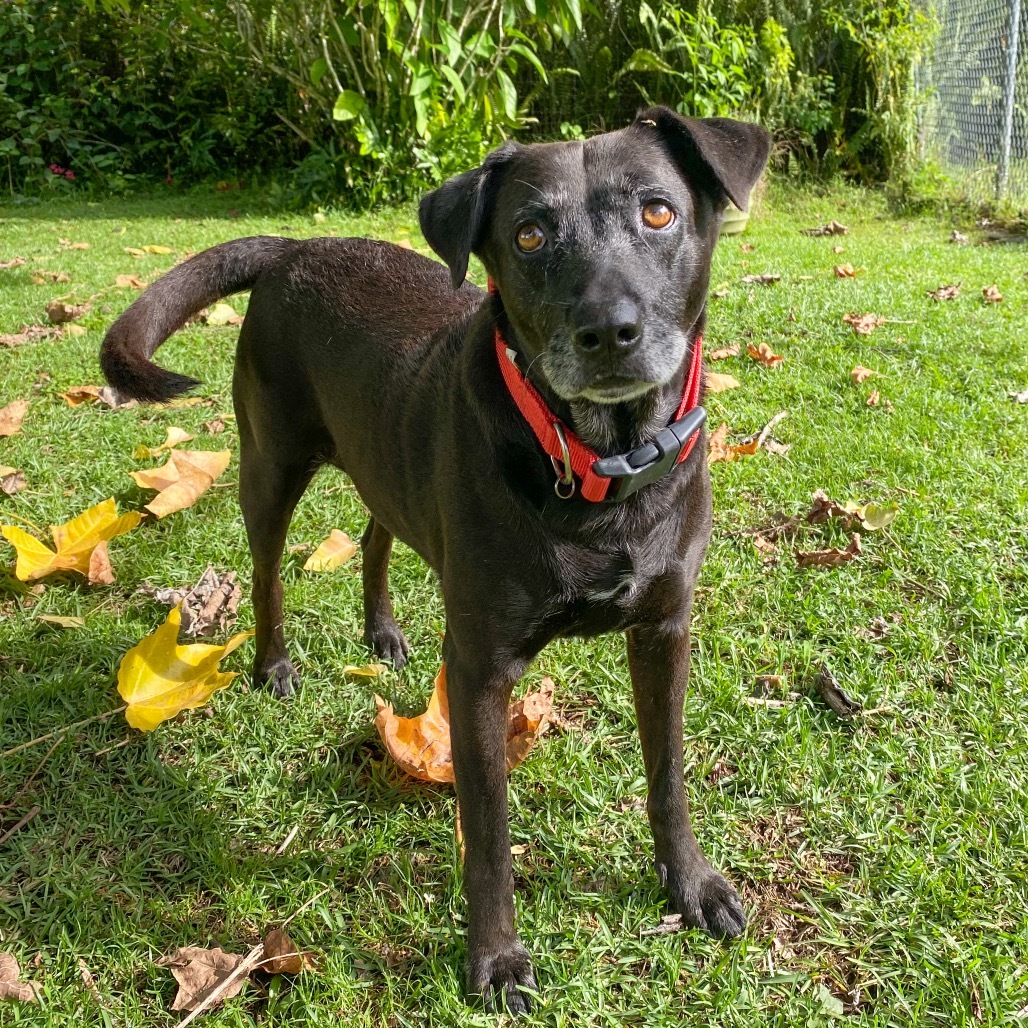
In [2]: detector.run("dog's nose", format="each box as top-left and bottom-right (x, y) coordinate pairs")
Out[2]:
(572, 299), (642, 355)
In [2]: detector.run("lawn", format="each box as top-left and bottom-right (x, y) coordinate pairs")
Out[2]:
(1, 182), (1027, 1027)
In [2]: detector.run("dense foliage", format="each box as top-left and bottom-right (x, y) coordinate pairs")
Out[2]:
(0, 0), (932, 203)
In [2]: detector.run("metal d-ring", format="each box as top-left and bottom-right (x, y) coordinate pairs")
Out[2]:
(550, 422), (576, 499)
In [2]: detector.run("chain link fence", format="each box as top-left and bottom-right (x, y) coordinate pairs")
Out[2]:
(918, 0), (1028, 206)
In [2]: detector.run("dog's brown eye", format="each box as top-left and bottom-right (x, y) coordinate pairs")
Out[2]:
(515, 223), (545, 252)
(642, 202), (675, 230)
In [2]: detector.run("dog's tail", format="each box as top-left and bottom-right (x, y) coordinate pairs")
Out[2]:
(100, 235), (299, 403)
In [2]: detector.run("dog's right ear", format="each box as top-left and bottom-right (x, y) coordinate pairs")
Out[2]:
(419, 143), (518, 289)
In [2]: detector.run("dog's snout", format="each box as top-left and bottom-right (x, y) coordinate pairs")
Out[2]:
(573, 299), (642, 355)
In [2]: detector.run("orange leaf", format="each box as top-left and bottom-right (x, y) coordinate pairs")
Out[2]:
(132, 425), (195, 459)
(131, 450), (231, 518)
(795, 534), (863, 568)
(707, 343), (740, 361)
(0, 399), (29, 437)
(45, 301), (89, 324)
(866, 390), (880, 407)
(746, 342), (783, 368)
(982, 284), (1003, 303)
(833, 263), (861, 277)
(842, 312), (886, 335)
(60, 385), (103, 407)
(115, 274), (147, 289)
(705, 372), (739, 393)
(850, 366), (876, 385)
(926, 283), (960, 301)
(87, 540), (115, 585)
(304, 530), (358, 571)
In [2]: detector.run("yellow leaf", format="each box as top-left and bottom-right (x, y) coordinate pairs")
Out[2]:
(204, 302), (243, 326)
(63, 324), (87, 337)
(132, 426), (195, 459)
(38, 614), (85, 629)
(142, 244), (173, 254)
(342, 663), (387, 678)
(117, 605), (253, 732)
(130, 450), (231, 518)
(303, 529), (357, 571)
(705, 373), (739, 393)
(1, 498), (141, 581)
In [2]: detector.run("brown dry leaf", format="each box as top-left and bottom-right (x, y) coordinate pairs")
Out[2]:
(707, 413), (787, 465)
(795, 533), (863, 568)
(708, 342), (740, 361)
(124, 247), (146, 258)
(711, 287), (730, 299)
(45, 301), (89, 325)
(842, 312), (886, 335)
(833, 263), (861, 277)
(739, 242), (755, 253)
(87, 540), (115, 585)
(261, 928), (314, 975)
(31, 270), (71, 285)
(0, 256), (26, 270)
(115, 274), (147, 289)
(158, 946), (246, 1012)
(927, 283), (960, 301)
(806, 489), (850, 524)
(375, 666), (553, 783)
(813, 664), (861, 717)
(138, 567), (242, 638)
(59, 238), (90, 250)
(982, 284), (1003, 303)
(850, 366), (876, 385)
(204, 418), (226, 435)
(747, 342), (784, 368)
(60, 385), (103, 407)
(1, 467), (27, 495)
(0, 325), (59, 348)
(741, 273), (781, 286)
(866, 390), (881, 407)
(0, 952), (41, 1003)
(132, 426), (195, 459)
(303, 529), (358, 571)
(706, 372), (740, 394)
(800, 220), (849, 236)
(0, 399), (29, 437)
(707, 423), (733, 465)
(131, 450), (231, 518)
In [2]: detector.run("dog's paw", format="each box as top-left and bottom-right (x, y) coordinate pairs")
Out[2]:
(467, 940), (537, 1016)
(254, 657), (300, 699)
(364, 621), (410, 669)
(662, 861), (747, 939)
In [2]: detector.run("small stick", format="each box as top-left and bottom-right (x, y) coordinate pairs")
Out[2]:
(92, 738), (133, 758)
(275, 825), (299, 856)
(1, 705), (126, 760)
(2, 737), (62, 810)
(175, 944), (266, 1028)
(281, 885), (333, 929)
(0, 805), (40, 846)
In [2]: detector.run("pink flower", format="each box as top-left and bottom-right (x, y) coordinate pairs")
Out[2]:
(64, 170), (75, 180)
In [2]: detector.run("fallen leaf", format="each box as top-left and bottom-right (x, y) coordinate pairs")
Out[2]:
(261, 928), (313, 975)
(45, 301), (89, 325)
(31, 271), (71, 285)
(0, 952), (41, 1003)
(927, 283), (960, 300)
(1009, 388), (1028, 403)
(203, 302), (244, 327)
(795, 533), (863, 567)
(132, 426), (195, 459)
(844, 500), (898, 530)
(115, 274), (147, 289)
(60, 385), (103, 407)
(123, 247), (146, 258)
(0, 399), (29, 436)
(203, 418), (226, 435)
(739, 242), (755, 253)
(707, 343), (740, 361)
(705, 372), (740, 393)
(641, 914), (684, 936)
(37, 614), (85, 629)
(158, 945), (246, 1012)
(343, 663), (387, 677)
(842, 312), (886, 335)
(711, 287), (730, 299)
(741, 273), (781, 286)
(866, 390), (880, 407)
(801, 220), (849, 236)
(87, 540), (115, 585)
(141, 244), (173, 255)
(142, 566), (242, 638)
(0, 256), (26, 270)
(982, 284), (1003, 302)
(813, 664), (861, 717)
(304, 529), (358, 571)
(130, 450), (231, 518)
(832, 245), (845, 254)
(59, 239), (90, 250)
(0, 325), (58, 348)
(833, 263), (861, 277)
(1, 468), (26, 495)
(118, 605), (253, 731)
(949, 230), (969, 244)
(746, 342), (783, 368)
(164, 395), (215, 409)
(807, 489), (850, 524)
(375, 666), (553, 783)
(850, 366), (876, 384)
(1, 497), (141, 582)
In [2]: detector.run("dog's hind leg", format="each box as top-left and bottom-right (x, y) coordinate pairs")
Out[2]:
(360, 518), (410, 668)
(238, 424), (318, 699)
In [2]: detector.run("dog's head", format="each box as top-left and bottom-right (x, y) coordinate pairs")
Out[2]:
(420, 107), (771, 405)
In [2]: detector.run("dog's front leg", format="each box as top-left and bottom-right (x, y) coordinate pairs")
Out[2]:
(627, 620), (747, 938)
(444, 636), (537, 1015)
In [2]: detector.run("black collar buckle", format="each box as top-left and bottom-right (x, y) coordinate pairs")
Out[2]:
(591, 406), (707, 503)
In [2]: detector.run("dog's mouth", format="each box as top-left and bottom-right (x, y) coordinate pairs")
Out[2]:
(578, 375), (655, 404)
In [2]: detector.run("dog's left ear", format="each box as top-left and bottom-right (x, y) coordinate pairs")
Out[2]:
(635, 107), (772, 212)
(419, 142), (518, 288)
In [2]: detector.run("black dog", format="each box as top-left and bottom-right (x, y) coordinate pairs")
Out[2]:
(101, 106), (770, 1014)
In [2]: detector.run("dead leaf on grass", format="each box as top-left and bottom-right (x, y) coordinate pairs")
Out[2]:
(303, 529), (358, 571)
(739, 242), (755, 253)
(158, 945), (246, 1012)
(202, 302), (244, 327)
(801, 220), (849, 236)
(60, 384), (135, 409)
(949, 230), (969, 244)
(0, 256), (26, 270)
(45, 300), (90, 325)
(705, 372), (740, 393)
(795, 533), (863, 567)
(38, 614), (86, 629)
(261, 928), (314, 975)
(203, 418), (226, 435)
(741, 273), (781, 286)
(343, 663), (387, 677)
(850, 366), (876, 385)
(842, 312), (886, 335)
(747, 342), (784, 368)
(708, 343), (740, 361)
(0, 952), (41, 1003)
(708, 412), (788, 465)
(115, 274), (147, 289)
(0, 325), (59, 348)
(927, 283), (961, 300)
(0, 467), (27, 495)
(0, 399), (29, 437)
(711, 287), (730, 299)
(833, 263), (861, 277)
(31, 270), (71, 285)
(866, 390), (880, 407)
(130, 449), (231, 518)
(132, 426), (195, 458)
(58, 238), (90, 251)
(375, 666), (553, 783)
(982, 284), (1003, 303)
(87, 540), (115, 585)
(137, 566), (242, 638)
(813, 664), (862, 717)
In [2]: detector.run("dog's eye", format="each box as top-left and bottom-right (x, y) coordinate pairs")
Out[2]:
(642, 202), (675, 230)
(515, 223), (546, 252)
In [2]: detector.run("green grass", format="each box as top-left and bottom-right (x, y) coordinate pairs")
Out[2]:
(1, 183), (1027, 1027)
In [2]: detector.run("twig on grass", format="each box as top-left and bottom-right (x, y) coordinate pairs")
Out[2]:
(0, 705), (126, 760)
(174, 944), (266, 1028)
(0, 805), (41, 846)
(1, 737), (63, 810)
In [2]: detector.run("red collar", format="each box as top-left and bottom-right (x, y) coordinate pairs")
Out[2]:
(490, 288), (705, 503)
